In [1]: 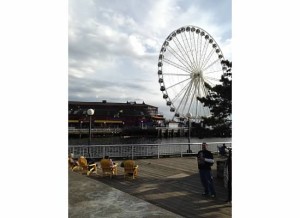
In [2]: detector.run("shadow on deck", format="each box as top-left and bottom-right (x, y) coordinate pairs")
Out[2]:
(74, 156), (231, 218)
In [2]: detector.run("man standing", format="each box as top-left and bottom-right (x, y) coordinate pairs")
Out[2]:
(197, 142), (216, 198)
(226, 148), (232, 203)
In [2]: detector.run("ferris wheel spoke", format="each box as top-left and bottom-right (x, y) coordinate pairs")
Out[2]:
(192, 31), (199, 70)
(173, 84), (192, 116)
(163, 73), (190, 76)
(172, 79), (193, 113)
(200, 81), (210, 97)
(172, 81), (190, 104)
(204, 76), (221, 82)
(171, 38), (195, 71)
(186, 82), (195, 113)
(197, 79), (205, 97)
(204, 69), (223, 76)
(200, 40), (209, 69)
(194, 78), (200, 98)
(187, 84), (198, 114)
(197, 83), (205, 118)
(180, 32), (197, 70)
(202, 58), (221, 72)
(174, 35), (196, 71)
(163, 57), (192, 74)
(205, 80), (215, 90)
(179, 81), (194, 113)
(167, 44), (194, 72)
(198, 35), (203, 70)
(190, 31), (199, 70)
(166, 77), (191, 90)
(201, 48), (215, 71)
(200, 80), (208, 96)
(197, 34), (203, 71)
(184, 31), (197, 70)
(195, 78), (202, 101)
(194, 82), (202, 119)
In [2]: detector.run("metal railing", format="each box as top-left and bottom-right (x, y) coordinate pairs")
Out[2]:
(68, 142), (232, 159)
(69, 128), (122, 134)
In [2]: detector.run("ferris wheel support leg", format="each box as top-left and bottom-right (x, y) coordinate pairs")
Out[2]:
(187, 118), (192, 153)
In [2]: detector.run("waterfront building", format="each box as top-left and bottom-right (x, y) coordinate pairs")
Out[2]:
(68, 100), (165, 130)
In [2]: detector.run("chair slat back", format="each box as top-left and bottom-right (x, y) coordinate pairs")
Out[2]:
(78, 156), (88, 167)
(100, 159), (112, 172)
(124, 160), (135, 173)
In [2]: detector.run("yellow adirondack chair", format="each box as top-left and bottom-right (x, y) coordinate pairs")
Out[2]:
(68, 153), (80, 171)
(75, 156), (97, 176)
(123, 160), (138, 179)
(68, 157), (78, 171)
(100, 159), (118, 179)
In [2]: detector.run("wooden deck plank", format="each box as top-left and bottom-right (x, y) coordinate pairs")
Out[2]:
(88, 156), (231, 218)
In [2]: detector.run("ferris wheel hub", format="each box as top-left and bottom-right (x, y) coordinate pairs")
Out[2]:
(191, 70), (202, 79)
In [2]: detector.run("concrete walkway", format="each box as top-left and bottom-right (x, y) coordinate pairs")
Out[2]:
(69, 170), (182, 218)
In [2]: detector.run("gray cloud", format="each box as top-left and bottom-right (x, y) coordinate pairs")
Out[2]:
(69, 0), (232, 119)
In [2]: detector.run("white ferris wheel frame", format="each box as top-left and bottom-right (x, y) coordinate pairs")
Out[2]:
(158, 25), (227, 122)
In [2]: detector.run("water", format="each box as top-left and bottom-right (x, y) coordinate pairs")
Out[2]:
(69, 136), (232, 146)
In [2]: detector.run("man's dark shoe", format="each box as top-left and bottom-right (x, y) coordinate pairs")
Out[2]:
(211, 194), (216, 198)
(202, 192), (208, 196)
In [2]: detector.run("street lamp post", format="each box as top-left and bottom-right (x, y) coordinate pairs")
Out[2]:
(186, 112), (192, 153)
(87, 109), (94, 146)
(79, 120), (83, 139)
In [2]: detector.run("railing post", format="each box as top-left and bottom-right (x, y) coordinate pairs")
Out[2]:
(181, 144), (183, 157)
(157, 145), (160, 159)
(131, 145), (134, 159)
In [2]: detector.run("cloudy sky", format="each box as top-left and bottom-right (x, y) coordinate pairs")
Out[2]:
(69, 0), (232, 119)
(3, 1), (300, 215)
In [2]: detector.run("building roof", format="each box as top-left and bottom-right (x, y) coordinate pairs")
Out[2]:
(69, 101), (157, 109)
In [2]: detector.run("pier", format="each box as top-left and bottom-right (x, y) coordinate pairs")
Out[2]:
(69, 155), (231, 218)
(156, 127), (187, 137)
(68, 127), (189, 137)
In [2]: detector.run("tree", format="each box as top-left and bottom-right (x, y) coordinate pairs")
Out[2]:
(197, 60), (232, 137)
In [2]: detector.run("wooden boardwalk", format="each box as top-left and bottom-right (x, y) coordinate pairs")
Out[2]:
(87, 156), (231, 218)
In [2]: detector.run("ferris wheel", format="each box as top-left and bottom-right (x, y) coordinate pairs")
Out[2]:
(158, 25), (227, 122)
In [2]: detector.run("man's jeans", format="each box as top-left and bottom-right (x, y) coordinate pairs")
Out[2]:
(199, 169), (216, 195)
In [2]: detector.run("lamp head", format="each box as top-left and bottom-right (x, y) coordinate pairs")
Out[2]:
(186, 112), (192, 118)
(87, 109), (94, 116)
